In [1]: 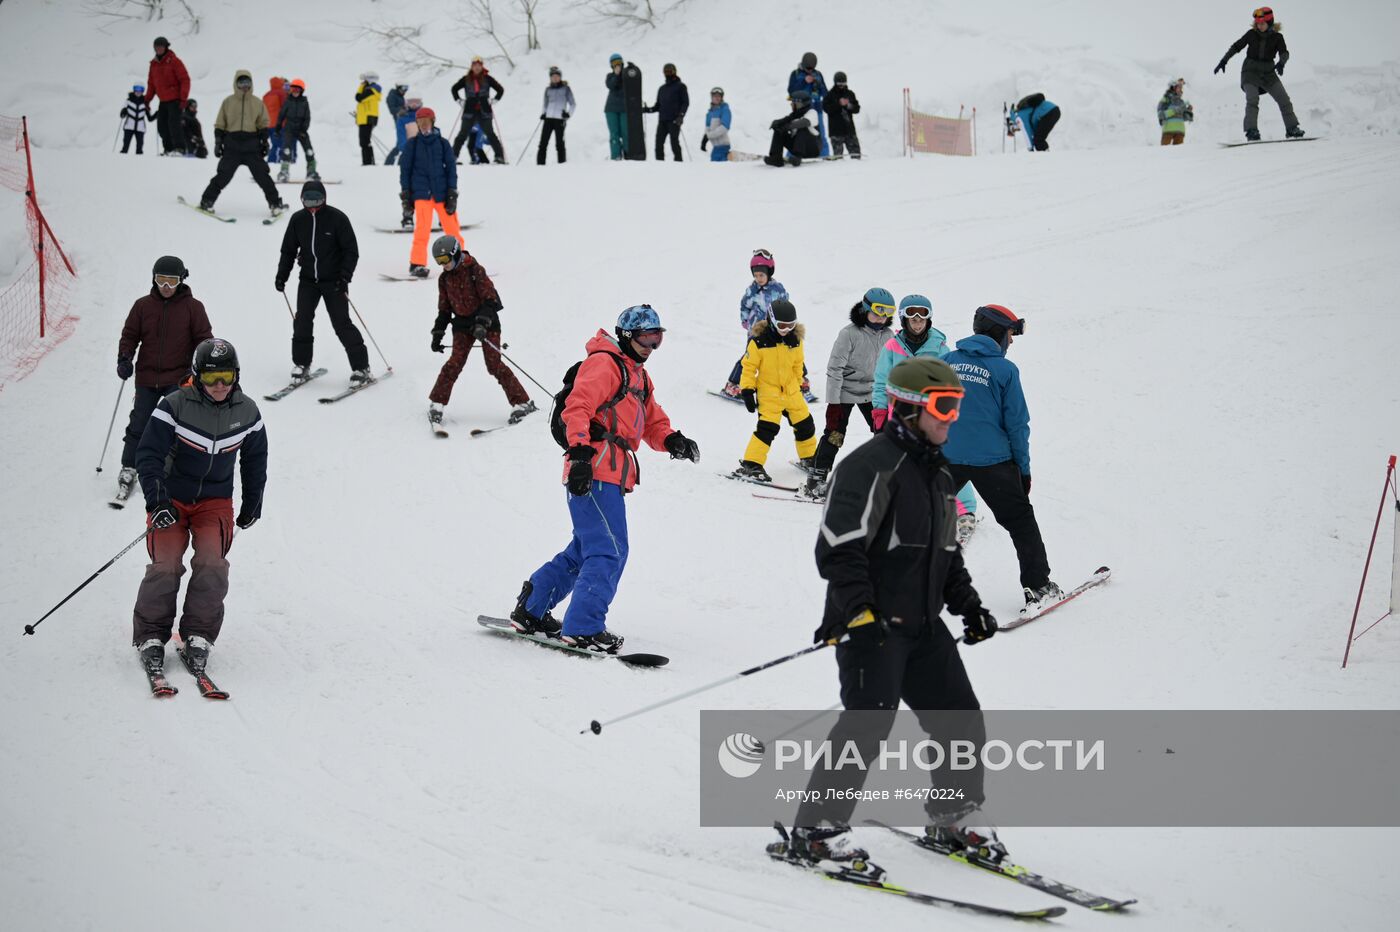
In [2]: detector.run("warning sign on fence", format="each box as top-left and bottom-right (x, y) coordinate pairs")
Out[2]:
(903, 90), (974, 157)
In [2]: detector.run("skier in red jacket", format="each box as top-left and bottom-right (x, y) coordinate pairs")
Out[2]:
(144, 36), (190, 154)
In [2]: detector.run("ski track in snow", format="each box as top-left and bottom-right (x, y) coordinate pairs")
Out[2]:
(2, 1), (1399, 930)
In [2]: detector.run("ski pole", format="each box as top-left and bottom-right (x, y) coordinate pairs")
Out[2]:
(95, 379), (127, 472)
(280, 290), (295, 322)
(480, 336), (550, 395)
(514, 121), (541, 165)
(492, 114), (507, 161)
(347, 297), (394, 373)
(22, 528), (151, 636)
(447, 102), (463, 148)
(112, 120), (123, 153)
(679, 127), (691, 161)
(584, 640), (834, 735)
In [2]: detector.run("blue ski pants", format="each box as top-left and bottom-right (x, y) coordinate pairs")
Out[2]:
(526, 480), (629, 636)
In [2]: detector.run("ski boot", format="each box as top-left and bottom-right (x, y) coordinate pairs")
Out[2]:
(1022, 581), (1065, 613)
(719, 381), (743, 400)
(956, 513), (977, 547)
(269, 200), (288, 217)
(799, 467), (828, 501)
(800, 379), (817, 403)
(198, 197), (216, 212)
(1286, 126), (1307, 139)
(290, 364), (310, 381)
(763, 156), (785, 167)
(922, 817), (1009, 865)
(409, 264), (430, 279)
(508, 400), (538, 425)
(786, 155), (803, 167)
(277, 160), (291, 182)
(561, 629), (624, 654)
(306, 157), (320, 182)
(731, 460), (773, 484)
(400, 212), (414, 230)
(767, 824), (880, 876)
(349, 368), (374, 384)
(1244, 129), (1261, 142)
(428, 403), (445, 426)
(509, 581), (563, 638)
(178, 635), (212, 675)
(137, 638), (166, 675)
(116, 466), (138, 500)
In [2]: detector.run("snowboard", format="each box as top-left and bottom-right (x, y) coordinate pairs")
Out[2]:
(477, 616), (668, 667)
(623, 62), (646, 161)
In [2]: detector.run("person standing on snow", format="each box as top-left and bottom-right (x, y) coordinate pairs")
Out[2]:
(180, 99), (208, 158)
(1009, 93), (1061, 151)
(388, 95), (421, 176)
(354, 72), (382, 166)
(451, 56), (506, 164)
(427, 235), (535, 428)
(1157, 78), (1194, 145)
(869, 294), (980, 542)
(144, 36), (189, 154)
(114, 256), (214, 504)
(1214, 6), (1304, 141)
(508, 306), (700, 653)
(537, 66), (576, 165)
(942, 304), (1061, 609)
(132, 338), (267, 687)
(263, 77), (290, 167)
(799, 287), (894, 500)
(383, 82), (410, 164)
(731, 299), (817, 484)
(765, 90), (822, 166)
(275, 181), (371, 387)
(198, 70), (286, 215)
(604, 53), (629, 160)
(276, 78), (318, 182)
(822, 71), (861, 159)
(700, 87), (732, 161)
(398, 107), (463, 278)
(768, 355), (1001, 870)
(787, 52), (829, 157)
(643, 63), (689, 161)
(120, 85), (152, 155)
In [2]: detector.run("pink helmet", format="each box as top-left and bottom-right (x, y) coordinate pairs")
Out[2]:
(750, 248), (775, 276)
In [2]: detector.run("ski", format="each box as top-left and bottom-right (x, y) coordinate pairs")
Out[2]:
(262, 206), (289, 226)
(176, 195), (236, 222)
(1003, 566), (1112, 631)
(726, 151), (767, 161)
(1219, 136), (1319, 147)
(477, 616), (668, 667)
(373, 223), (479, 234)
(768, 826), (1065, 920)
(379, 273), (431, 283)
(708, 390), (746, 405)
(430, 411), (449, 438)
(753, 492), (822, 504)
(262, 367), (328, 401)
(275, 179), (341, 184)
(469, 425), (508, 437)
(175, 644), (229, 700)
(866, 821), (1135, 912)
(139, 654), (178, 697)
(722, 473), (800, 492)
(318, 369), (394, 404)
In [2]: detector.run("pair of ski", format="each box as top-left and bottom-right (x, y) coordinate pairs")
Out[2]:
(721, 471), (824, 505)
(143, 642), (229, 700)
(771, 821), (1133, 920)
(177, 195), (286, 225)
(260, 368), (393, 404)
(476, 616), (668, 667)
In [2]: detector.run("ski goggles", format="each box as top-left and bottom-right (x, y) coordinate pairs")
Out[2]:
(301, 192), (326, 208)
(433, 252), (456, 266)
(154, 274), (181, 288)
(901, 307), (932, 320)
(198, 369), (237, 387)
(867, 302), (897, 318)
(774, 320), (798, 334)
(236, 77), (253, 89)
(632, 329), (664, 349)
(752, 248), (773, 261)
(887, 383), (964, 422)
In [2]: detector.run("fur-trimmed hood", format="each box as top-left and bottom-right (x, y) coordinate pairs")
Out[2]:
(749, 318), (805, 345)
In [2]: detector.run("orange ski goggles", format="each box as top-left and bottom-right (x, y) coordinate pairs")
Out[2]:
(888, 383), (964, 422)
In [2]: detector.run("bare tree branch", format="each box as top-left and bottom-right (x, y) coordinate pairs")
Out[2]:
(517, 0), (543, 51)
(358, 23), (477, 76)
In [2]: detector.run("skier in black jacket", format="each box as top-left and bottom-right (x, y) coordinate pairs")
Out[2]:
(1214, 6), (1303, 141)
(822, 71), (861, 158)
(643, 63), (689, 161)
(768, 356), (1006, 869)
(764, 90), (822, 166)
(274, 181), (370, 385)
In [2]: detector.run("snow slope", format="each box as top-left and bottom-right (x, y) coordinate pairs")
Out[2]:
(2, 2), (1399, 930)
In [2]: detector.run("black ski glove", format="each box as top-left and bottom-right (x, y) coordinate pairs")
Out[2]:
(664, 431), (700, 463)
(540, 114), (546, 120)
(741, 388), (757, 413)
(815, 607), (888, 646)
(339, 278), (350, 295)
(1275, 62), (1285, 76)
(471, 317), (490, 340)
(1214, 59), (1228, 75)
(400, 190), (413, 215)
(431, 330), (446, 353)
(116, 355), (134, 381)
(563, 112), (570, 120)
(1022, 474), (1032, 496)
(235, 510), (258, 530)
(962, 606), (998, 645)
(274, 277), (286, 293)
(444, 188), (458, 214)
(566, 444), (595, 496)
(700, 137), (708, 151)
(148, 500), (179, 530)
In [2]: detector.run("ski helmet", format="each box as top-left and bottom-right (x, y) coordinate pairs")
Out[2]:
(750, 248), (775, 277)
(431, 234), (462, 267)
(862, 287), (896, 318)
(133, 84), (145, 94)
(711, 87), (724, 98)
(1252, 6), (1274, 25)
(973, 304), (1025, 349)
(769, 298), (798, 329)
(616, 304), (664, 338)
(609, 53), (623, 65)
(886, 356), (964, 426)
(300, 180), (326, 208)
(898, 293), (933, 323)
(416, 107), (436, 122)
(361, 71), (379, 83)
(191, 338), (240, 394)
(152, 255), (188, 283)
(833, 71), (848, 84)
(289, 78), (306, 92)
(801, 52), (818, 70)
(789, 89), (812, 106)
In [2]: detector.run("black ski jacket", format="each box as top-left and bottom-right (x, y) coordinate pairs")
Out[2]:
(277, 205), (359, 285)
(278, 94), (311, 133)
(1222, 28), (1290, 87)
(815, 423), (982, 642)
(822, 85), (861, 136)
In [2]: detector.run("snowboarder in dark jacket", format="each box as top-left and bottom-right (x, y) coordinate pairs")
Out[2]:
(765, 91), (821, 166)
(451, 57), (506, 163)
(1214, 6), (1303, 141)
(643, 63), (689, 161)
(769, 355), (1003, 868)
(132, 337), (267, 685)
(822, 71), (861, 158)
(276, 78), (317, 181)
(275, 181), (369, 386)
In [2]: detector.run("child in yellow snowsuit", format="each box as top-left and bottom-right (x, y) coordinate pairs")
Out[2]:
(732, 299), (817, 483)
